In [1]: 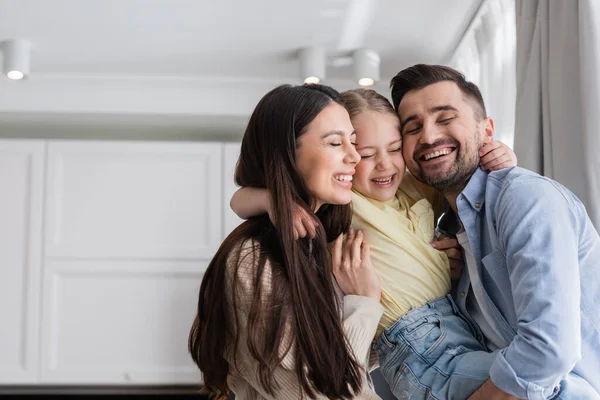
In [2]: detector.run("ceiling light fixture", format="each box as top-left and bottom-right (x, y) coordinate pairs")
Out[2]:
(1, 39), (31, 80)
(299, 46), (326, 84)
(353, 49), (380, 87)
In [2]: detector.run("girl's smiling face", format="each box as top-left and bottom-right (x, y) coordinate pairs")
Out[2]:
(352, 110), (405, 202)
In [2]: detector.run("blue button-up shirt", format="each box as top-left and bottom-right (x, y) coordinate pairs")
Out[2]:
(443, 167), (600, 399)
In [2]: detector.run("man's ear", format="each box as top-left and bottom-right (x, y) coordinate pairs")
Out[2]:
(481, 117), (495, 144)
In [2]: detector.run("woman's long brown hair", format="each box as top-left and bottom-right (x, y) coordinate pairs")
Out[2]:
(189, 84), (363, 399)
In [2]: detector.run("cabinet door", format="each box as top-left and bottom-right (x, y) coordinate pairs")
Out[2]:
(44, 141), (222, 259)
(0, 140), (45, 383)
(223, 142), (243, 238)
(40, 141), (221, 384)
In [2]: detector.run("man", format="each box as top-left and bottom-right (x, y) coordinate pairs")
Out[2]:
(390, 64), (600, 399)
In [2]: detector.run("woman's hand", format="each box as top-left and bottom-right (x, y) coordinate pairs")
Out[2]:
(431, 234), (464, 281)
(479, 141), (517, 171)
(332, 229), (381, 300)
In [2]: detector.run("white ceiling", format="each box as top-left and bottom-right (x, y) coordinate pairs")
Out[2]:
(0, 0), (483, 135)
(0, 0), (482, 79)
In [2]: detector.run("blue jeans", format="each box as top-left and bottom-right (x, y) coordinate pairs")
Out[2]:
(374, 295), (599, 400)
(375, 295), (493, 399)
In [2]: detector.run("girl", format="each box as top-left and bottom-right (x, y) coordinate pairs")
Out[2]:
(231, 88), (517, 399)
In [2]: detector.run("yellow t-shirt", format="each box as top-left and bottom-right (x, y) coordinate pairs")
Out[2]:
(351, 173), (451, 338)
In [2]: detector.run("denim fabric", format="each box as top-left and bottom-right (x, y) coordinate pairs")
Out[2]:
(374, 296), (599, 399)
(374, 296), (495, 399)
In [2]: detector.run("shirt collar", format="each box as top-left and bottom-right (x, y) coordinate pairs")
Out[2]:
(459, 167), (489, 212)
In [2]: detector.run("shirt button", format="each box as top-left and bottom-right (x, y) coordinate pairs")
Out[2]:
(476, 335), (482, 341)
(474, 202), (481, 208)
(461, 292), (466, 297)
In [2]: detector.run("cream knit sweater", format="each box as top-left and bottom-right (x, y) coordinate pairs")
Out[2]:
(223, 239), (384, 399)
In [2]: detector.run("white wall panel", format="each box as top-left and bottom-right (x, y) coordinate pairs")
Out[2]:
(0, 140), (45, 383)
(39, 261), (204, 384)
(222, 142), (243, 238)
(45, 141), (222, 260)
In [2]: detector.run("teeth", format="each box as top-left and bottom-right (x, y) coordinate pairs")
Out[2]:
(424, 149), (452, 161)
(372, 177), (392, 184)
(334, 175), (352, 182)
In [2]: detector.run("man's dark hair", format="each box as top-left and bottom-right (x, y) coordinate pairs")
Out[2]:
(390, 64), (487, 120)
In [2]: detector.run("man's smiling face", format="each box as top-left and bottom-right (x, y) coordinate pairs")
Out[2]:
(398, 81), (494, 192)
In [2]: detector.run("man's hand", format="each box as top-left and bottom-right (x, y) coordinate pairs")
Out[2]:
(468, 379), (522, 400)
(431, 235), (464, 281)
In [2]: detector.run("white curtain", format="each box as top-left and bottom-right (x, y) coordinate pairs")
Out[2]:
(449, 0), (517, 148)
(514, 0), (600, 229)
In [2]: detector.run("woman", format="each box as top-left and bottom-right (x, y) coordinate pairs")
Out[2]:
(189, 83), (384, 399)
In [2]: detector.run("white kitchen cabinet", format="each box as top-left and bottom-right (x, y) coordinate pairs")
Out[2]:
(0, 140), (45, 383)
(222, 142), (243, 238)
(0, 139), (236, 385)
(38, 259), (205, 384)
(38, 141), (222, 384)
(44, 141), (223, 260)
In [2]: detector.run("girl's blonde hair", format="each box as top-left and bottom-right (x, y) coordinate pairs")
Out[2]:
(340, 88), (398, 122)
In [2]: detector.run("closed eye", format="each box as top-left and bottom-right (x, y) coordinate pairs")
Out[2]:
(404, 126), (421, 135)
(438, 117), (455, 124)
(360, 154), (375, 159)
(390, 146), (402, 153)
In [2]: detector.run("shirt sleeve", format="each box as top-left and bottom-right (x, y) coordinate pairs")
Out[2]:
(226, 241), (384, 399)
(489, 176), (582, 399)
(342, 295), (385, 368)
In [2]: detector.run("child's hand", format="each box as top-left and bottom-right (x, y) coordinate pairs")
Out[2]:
(288, 203), (318, 239)
(231, 187), (318, 240)
(431, 235), (464, 281)
(479, 141), (517, 171)
(332, 229), (381, 301)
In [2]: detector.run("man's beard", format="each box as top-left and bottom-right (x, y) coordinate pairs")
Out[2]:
(411, 136), (481, 193)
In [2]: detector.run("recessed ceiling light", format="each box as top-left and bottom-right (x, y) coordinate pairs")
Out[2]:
(7, 70), (24, 80)
(358, 77), (375, 87)
(353, 49), (380, 87)
(299, 47), (326, 84)
(1, 39), (31, 80)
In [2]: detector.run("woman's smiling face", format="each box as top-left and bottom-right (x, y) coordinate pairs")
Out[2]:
(295, 102), (361, 210)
